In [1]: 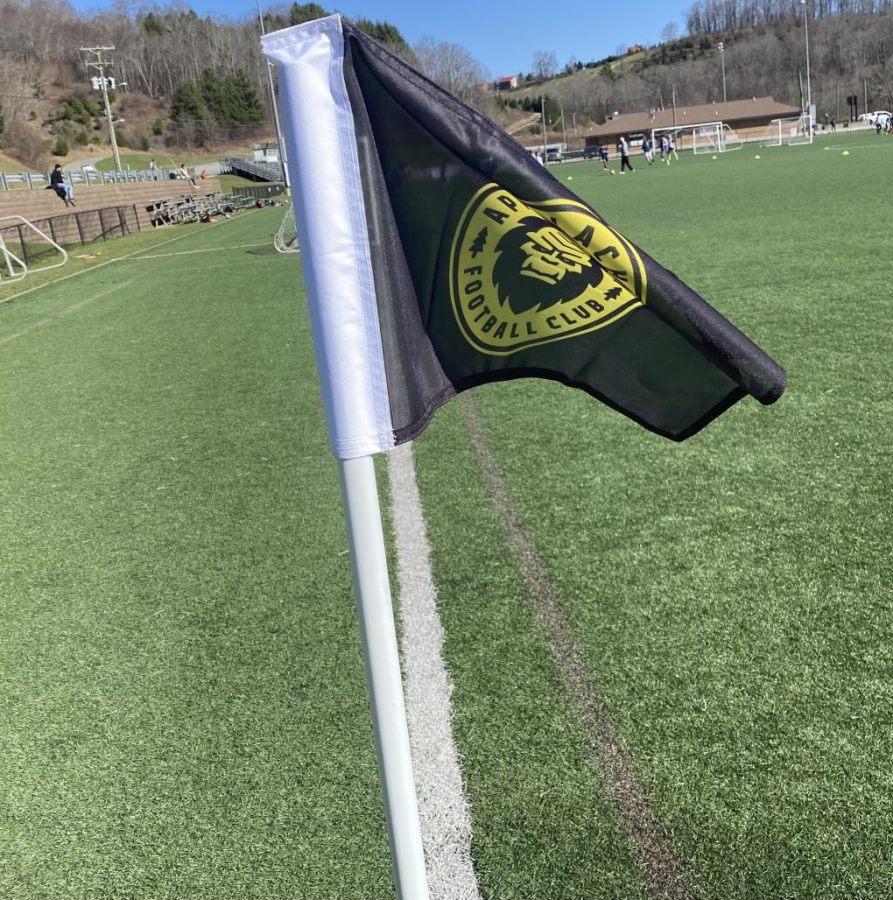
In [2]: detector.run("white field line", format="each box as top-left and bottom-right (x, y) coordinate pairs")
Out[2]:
(0, 279), (132, 345)
(0, 209), (263, 306)
(387, 442), (482, 900)
(125, 242), (270, 260)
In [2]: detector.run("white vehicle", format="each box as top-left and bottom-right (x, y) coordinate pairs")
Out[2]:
(860, 110), (892, 131)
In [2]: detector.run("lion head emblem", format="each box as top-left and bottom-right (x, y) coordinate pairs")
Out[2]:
(492, 215), (604, 315)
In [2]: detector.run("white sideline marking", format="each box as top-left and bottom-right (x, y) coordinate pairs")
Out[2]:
(387, 443), (482, 900)
(0, 280), (132, 345)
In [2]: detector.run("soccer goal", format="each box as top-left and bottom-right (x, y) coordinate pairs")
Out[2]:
(274, 202), (299, 254)
(691, 122), (743, 153)
(0, 215), (68, 284)
(760, 115), (814, 147)
(650, 124), (683, 152)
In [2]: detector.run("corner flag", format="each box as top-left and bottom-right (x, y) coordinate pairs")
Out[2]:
(262, 15), (785, 460)
(262, 17), (786, 898)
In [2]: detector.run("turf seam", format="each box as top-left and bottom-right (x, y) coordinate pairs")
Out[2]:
(461, 393), (696, 900)
(387, 442), (483, 900)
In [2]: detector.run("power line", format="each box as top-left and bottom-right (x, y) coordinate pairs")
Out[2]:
(78, 46), (122, 171)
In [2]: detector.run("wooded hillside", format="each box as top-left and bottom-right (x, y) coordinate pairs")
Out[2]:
(0, 0), (891, 169)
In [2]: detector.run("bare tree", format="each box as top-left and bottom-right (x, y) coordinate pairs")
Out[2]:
(413, 37), (490, 104)
(532, 50), (558, 82)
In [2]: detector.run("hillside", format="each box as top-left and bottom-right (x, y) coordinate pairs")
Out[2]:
(496, 8), (893, 147)
(2, 1), (892, 168)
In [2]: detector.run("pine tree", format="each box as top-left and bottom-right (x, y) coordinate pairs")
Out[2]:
(222, 70), (264, 126)
(170, 79), (212, 145)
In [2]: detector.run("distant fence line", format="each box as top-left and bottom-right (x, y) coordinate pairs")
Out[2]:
(0, 205), (141, 267)
(0, 162), (236, 193)
(230, 183), (289, 201)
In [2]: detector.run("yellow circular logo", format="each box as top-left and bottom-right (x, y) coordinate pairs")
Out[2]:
(449, 183), (646, 355)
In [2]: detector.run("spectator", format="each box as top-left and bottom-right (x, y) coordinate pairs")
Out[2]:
(49, 163), (75, 207)
(178, 163), (197, 189)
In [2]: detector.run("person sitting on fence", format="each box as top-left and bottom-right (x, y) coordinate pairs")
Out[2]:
(48, 163), (75, 207)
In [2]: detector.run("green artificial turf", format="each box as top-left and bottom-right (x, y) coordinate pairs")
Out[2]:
(0, 209), (392, 898)
(412, 130), (893, 897)
(2, 130), (892, 899)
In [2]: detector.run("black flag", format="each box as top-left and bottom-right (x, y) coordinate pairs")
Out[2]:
(263, 16), (785, 458)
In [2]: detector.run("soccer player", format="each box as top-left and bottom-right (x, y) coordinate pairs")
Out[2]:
(642, 136), (654, 165)
(619, 136), (634, 173)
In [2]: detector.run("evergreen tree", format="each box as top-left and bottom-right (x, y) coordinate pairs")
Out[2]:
(288, 3), (329, 26)
(222, 70), (264, 126)
(170, 79), (212, 144)
(354, 18), (414, 59)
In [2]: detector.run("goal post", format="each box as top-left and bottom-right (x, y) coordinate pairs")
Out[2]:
(0, 215), (68, 284)
(691, 122), (744, 153)
(274, 202), (299, 254)
(650, 121), (744, 154)
(760, 115), (814, 147)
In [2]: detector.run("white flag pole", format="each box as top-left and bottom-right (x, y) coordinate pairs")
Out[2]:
(338, 455), (430, 900)
(262, 18), (429, 895)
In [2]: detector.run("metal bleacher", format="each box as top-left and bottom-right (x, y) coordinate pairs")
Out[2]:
(220, 156), (285, 183)
(145, 191), (257, 227)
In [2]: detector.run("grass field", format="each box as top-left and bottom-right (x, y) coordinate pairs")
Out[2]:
(1, 130), (891, 899)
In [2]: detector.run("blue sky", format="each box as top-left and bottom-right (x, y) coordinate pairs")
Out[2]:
(70, 0), (692, 79)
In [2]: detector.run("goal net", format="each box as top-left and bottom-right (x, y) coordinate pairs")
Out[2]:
(0, 215), (68, 284)
(691, 122), (743, 153)
(761, 115), (814, 147)
(274, 202), (299, 254)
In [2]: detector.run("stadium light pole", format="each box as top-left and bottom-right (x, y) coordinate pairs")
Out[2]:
(801, 0), (812, 118)
(257, 0), (290, 188)
(718, 41), (727, 103)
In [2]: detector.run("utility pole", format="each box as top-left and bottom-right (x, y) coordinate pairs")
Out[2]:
(800, 0), (812, 120)
(672, 83), (677, 136)
(718, 42), (727, 103)
(79, 46), (122, 172)
(541, 96), (547, 160)
(257, 0), (290, 188)
(560, 104), (567, 148)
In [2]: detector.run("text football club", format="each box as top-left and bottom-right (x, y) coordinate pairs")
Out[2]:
(449, 183), (648, 355)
